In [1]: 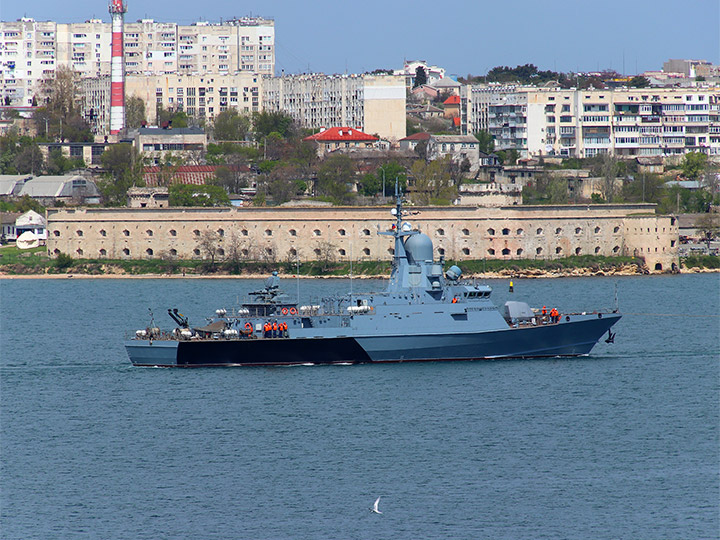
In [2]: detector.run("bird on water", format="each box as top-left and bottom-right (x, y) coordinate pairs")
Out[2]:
(371, 497), (382, 514)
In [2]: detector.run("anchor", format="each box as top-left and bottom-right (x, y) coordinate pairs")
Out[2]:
(605, 329), (616, 344)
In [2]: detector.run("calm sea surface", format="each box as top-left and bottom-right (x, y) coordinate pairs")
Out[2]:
(1, 274), (718, 539)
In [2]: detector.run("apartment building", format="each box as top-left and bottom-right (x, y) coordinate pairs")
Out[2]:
(262, 73), (406, 141)
(1, 17), (274, 106)
(462, 85), (720, 159)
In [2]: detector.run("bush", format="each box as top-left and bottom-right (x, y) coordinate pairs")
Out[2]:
(54, 252), (74, 270)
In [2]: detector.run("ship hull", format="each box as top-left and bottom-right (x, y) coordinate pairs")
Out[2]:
(125, 314), (620, 367)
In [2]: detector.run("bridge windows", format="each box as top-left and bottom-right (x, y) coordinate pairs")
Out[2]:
(516, 228), (524, 235)
(241, 229), (249, 236)
(613, 245), (620, 253)
(594, 226), (601, 234)
(99, 229), (106, 237)
(217, 228), (224, 237)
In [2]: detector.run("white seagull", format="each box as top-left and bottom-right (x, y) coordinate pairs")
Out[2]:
(371, 497), (382, 514)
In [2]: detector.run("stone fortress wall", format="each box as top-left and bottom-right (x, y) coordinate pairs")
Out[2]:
(46, 204), (679, 272)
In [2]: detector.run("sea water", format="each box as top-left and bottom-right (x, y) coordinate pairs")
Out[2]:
(1, 274), (718, 539)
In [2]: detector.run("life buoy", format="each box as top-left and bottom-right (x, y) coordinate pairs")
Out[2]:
(244, 322), (253, 333)
(289, 307), (298, 315)
(281, 307), (289, 315)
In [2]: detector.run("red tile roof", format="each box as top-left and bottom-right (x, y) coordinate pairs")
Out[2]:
(443, 95), (461, 105)
(303, 127), (378, 142)
(143, 165), (249, 187)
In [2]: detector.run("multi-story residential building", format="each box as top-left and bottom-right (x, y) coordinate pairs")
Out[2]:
(262, 73), (406, 142)
(462, 86), (720, 158)
(1, 17), (275, 106)
(1, 18), (57, 107)
(80, 72), (263, 134)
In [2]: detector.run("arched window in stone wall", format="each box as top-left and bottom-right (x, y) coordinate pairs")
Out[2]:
(338, 229), (346, 236)
(76, 248), (83, 256)
(99, 229), (106, 237)
(314, 248), (321, 257)
(313, 229), (321, 236)
(362, 229), (370, 236)
(241, 249), (249, 257)
(289, 229), (297, 237)
(462, 248), (470, 255)
(536, 227), (543, 235)
(363, 248), (370, 256)
(193, 229), (200, 236)
(502, 248), (510, 256)
(613, 226), (620, 233)
(502, 228), (510, 236)
(575, 247), (581, 255)
(123, 229), (130, 237)
(146, 229), (153, 237)
(462, 228), (470, 236)
(241, 229), (249, 236)
(488, 248), (495, 255)
(487, 228), (495, 236)
(575, 227), (582, 235)
(338, 249), (346, 256)
(556, 246), (562, 254)
(437, 228), (445, 236)
(53, 230), (60, 237)
(170, 249), (177, 256)
(388, 248), (395, 255)
(146, 248), (154, 256)
(193, 248), (200, 256)
(517, 248), (523, 256)
(76, 230), (83, 237)
(536, 247), (543, 255)
(123, 248), (130, 256)
(594, 226), (601, 234)
(594, 246), (601, 254)
(555, 227), (562, 235)
(169, 229), (177, 237)
(99, 249), (107, 257)
(217, 229), (224, 237)
(612, 245), (620, 253)
(265, 229), (273, 237)
(217, 248), (225, 257)
(438, 248), (445, 256)
(516, 228), (524, 235)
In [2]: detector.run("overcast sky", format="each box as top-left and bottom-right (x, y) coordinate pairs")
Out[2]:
(4, 0), (719, 77)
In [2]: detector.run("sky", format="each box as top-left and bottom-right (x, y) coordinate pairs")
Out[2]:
(4, 0), (720, 77)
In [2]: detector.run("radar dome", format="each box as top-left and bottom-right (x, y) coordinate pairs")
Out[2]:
(403, 233), (433, 263)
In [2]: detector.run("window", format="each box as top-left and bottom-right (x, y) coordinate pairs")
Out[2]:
(289, 248), (297, 257)
(146, 248), (154, 256)
(438, 248), (445, 256)
(241, 229), (249, 236)
(502, 228), (510, 236)
(217, 248), (225, 257)
(517, 248), (523, 256)
(516, 228), (524, 235)
(241, 249), (249, 257)
(76, 248), (83, 256)
(146, 229), (153, 237)
(265, 229), (273, 236)
(487, 228), (495, 236)
(536, 227), (543, 235)
(123, 248), (130, 256)
(313, 229), (321, 237)
(338, 229), (346, 236)
(575, 247), (582, 255)
(536, 247), (543, 255)
(488, 248), (495, 255)
(613, 245), (620, 253)
(170, 249), (177, 256)
(502, 248), (510, 256)
(193, 229), (200, 236)
(595, 246), (601, 254)
(594, 226), (600, 234)
(555, 227), (562, 234)
(99, 229), (106, 237)
(363, 248), (370, 256)
(362, 229), (370, 236)
(289, 229), (297, 237)
(53, 230), (60, 237)
(76, 230), (83, 237)
(193, 248), (200, 256)
(265, 248), (273, 256)
(461, 228), (470, 236)
(314, 248), (321, 257)
(437, 228), (445, 236)
(170, 229), (177, 237)
(217, 229), (224, 237)
(575, 227), (582, 234)
(613, 226), (620, 233)
(556, 247), (562, 254)
(338, 249), (346, 256)
(462, 248), (470, 255)
(99, 249), (107, 256)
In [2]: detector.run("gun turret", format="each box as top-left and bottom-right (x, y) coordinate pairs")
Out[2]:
(168, 308), (189, 328)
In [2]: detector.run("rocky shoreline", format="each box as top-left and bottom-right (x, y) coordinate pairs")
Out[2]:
(1, 264), (717, 280)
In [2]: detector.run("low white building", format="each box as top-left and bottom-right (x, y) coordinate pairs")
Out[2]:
(15, 210), (47, 240)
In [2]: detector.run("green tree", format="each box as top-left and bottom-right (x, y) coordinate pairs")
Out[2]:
(628, 76), (651, 88)
(409, 157), (457, 205)
(680, 151), (708, 180)
(126, 96), (146, 129)
(156, 104), (189, 128)
(168, 184), (230, 207)
(212, 108), (251, 141)
(414, 66), (427, 88)
(696, 213), (720, 249)
(98, 143), (145, 206)
(252, 111), (294, 140)
(316, 154), (356, 204)
(34, 66), (92, 142)
(474, 131), (495, 154)
(14, 144), (44, 175)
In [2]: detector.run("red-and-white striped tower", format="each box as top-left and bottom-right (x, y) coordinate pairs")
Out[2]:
(108, 0), (127, 134)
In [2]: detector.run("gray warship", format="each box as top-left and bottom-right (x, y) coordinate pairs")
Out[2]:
(125, 192), (621, 367)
